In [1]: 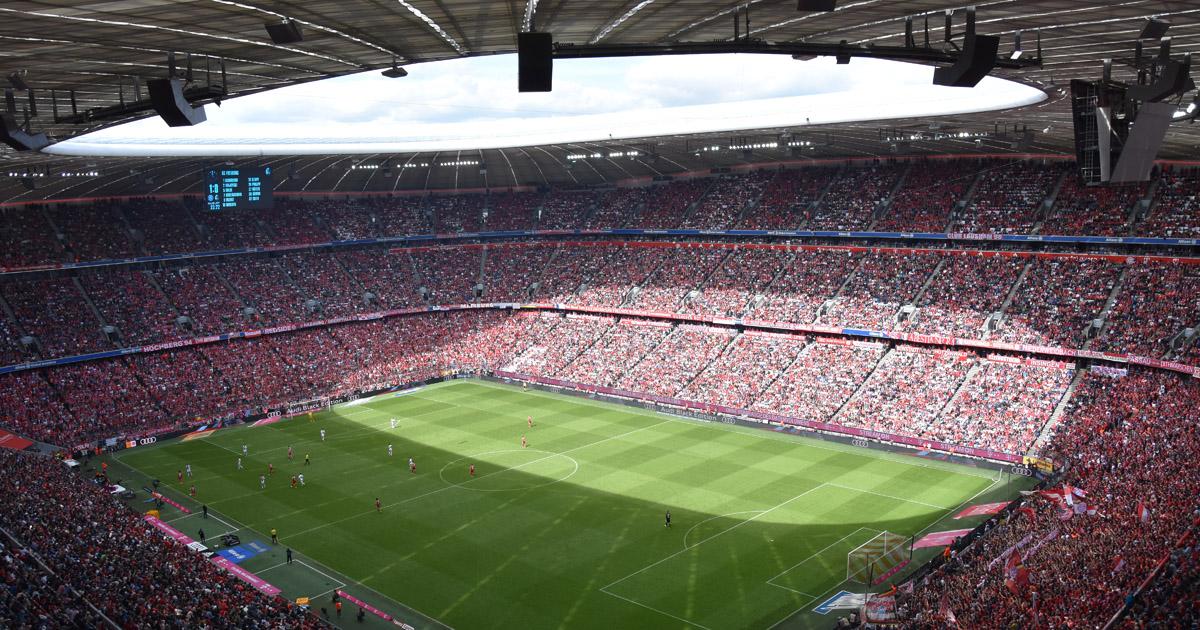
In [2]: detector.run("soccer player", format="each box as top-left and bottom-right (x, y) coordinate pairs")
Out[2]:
(408, 457), (416, 474)
(521, 435), (527, 448)
(665, 510), (672, 528)
(286, 548), (293, 564)
(387, 444), (393, 457)
(237, 457), (243, 470)
(522, 382), (528, 393)
(320, 429), (326, 442)
(202, 505), (208, 519)
(469, 464), (475, 477)
(375, 497), (382, 512)
(290, 476), (297, 489)
(259, 474), (266, 489)
(304, 453), (310, 465)
(242, 444), (248, 456)
(298, 473), (305, 486)
(185, 464), (192, 478)
(287, 446), (294, 461)
(189, 485), (196, 498)
(270, 528), (278, 544)
(390, 418), (397, 429)
(527, 415), (533, 428)
(177, 469), (183, 484)
(268, 463), (274, 476)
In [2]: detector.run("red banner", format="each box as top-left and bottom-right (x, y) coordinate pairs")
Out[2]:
(0, 428), (32, 451)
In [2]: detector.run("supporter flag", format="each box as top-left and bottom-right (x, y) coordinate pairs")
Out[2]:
(939, 593), (958, 627)
(1137, 500), (1151, 524)
(1003, 548), (1030, 596)
(1111, 556), (1126, 575)
(1018, 505), (1037, 522)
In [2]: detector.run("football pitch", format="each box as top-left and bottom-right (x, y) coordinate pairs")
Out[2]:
(107, 379), (1028, 629)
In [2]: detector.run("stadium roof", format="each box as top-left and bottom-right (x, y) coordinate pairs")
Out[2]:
(1, 1), (1198, 199)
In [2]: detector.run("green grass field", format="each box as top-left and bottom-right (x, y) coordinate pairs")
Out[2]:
(106, 379), (1027, 629)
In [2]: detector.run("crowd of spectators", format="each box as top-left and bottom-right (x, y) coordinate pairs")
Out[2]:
(902, 369), (1200, 628)
(571, 246), (669, 307)
(411, 246), (482, 304)
(748, 249), (861, 324)
(0, 449), (324, 628)
(736, 168), (829, 230)
(837, 348), (973, 436)
(625, 247), (730, 312)
(997, 257), (1119, 348)
(219, 258), (312, 325)
(481, 243), (556, 303)
(905, 255), (1025, 338)
(823, 250), (940, 330)
(122, 198), (207, 255)
(278, 252), (371, 318)
(676, 332), (804, 409)
(337, 249), (425, 309)
(431, 195), (485, 233)
(1137, 168), (1200, 238)
(681, 171), (772, 230)
(536, 191), (595, 230)
(952, 161), (1063, 234)
(557, 320), (672, 387)
(46, 201), (138, 262)
(808, 164), (901, 230)
(1041, 177), (1144, 236)
(1096, 263), (1200, 358)
(876, 161), (971, 232)
(614, 325), (735, 398)
(80, 268), (180, 345)
(628, 179), (709, 229)
(682, 248), (787, 318)
(0, 205), (63, 269)
(483, 191), (540, 232)
(753, 341), (884, 422)
(584, 188), (644, 229)
(923, 359), (1072, 453)
(151, 264), (247, 334)
(1, 277), (110, 358)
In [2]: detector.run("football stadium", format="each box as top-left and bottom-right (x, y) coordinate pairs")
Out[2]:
(0, 2), (1198, 629)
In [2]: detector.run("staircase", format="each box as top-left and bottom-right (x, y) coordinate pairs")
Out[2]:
(1032, 168), (1072, 232)
(1082, 266), (1131, 349)
(867, 163), (912, 230)
(920, 360), (983, 435)
(740, 251), (796, 318)
(831, 347), (892, 422)
(675, 177), (720, 228)
(746, 338), (812, 410)
(70, 276), (115, 345)
(799, 166), (841, 230)
(673, 330), (740, 398)
(1028, 367), (1086, 457)
(984, 259), (1034, 339)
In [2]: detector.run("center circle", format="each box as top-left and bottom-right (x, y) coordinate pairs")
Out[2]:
(438, 449), (579, 492)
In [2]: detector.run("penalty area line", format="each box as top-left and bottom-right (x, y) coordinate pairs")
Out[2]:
(599, 586), (713, 630)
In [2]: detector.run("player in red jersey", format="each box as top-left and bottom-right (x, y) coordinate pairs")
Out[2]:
(374, 498), (382, 512)
(521, 435), (527, 448)
(408, 457), (416, 474)
(469, 464), (475, 477)
(287, 445), (294, 461)
(189, 485), (197, 498)
(290, 476), (297, 489)
(177, 469), (183, 483)
(268, 462), (274, 476)
(527, 415), (533, 428)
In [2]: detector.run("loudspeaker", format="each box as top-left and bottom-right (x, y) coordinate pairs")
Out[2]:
(0, 112), (50, 151)
(933, 34), (999, 87)
(264, 20), (303, 44)
(145, 78), (206, 127)
(1128, 58), (1193, 103)
(518, 32), (553, 92)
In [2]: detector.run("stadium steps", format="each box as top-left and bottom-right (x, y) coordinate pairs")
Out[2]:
(403, 251), (432, 306)
(984, 259), (1035, 339)
(1127, 172), (1164, 234)
(108, 203), (143, 255)
(612, 324), (678, 385)
(476, 247), (488, 292)
(741, 251), (797, 318)
(572, 192), (603, 227)
(675, 177), (720, 228)
(550, 319), (615, 379)
(920, 359), (984, 436)
(208, 263), (254, 311)
(672, 329), (740, 398)
(908, 258), (948, 307)
(332, 252), (369, 295)
(70, 276), (114, 342)
(947, 168), (989, 231)
(727, 173), (774, 229)
(618, 249), (670, 307)
(799, 165), (843, 230)
(178, 202), (214, 246)
(528, 245), (564, 301)
(1031, 167), (1073, 233)
(1028, 367), (1086, 457)
(140, 270), (181, 317)
(1082, 266), (1131, 350)
(748, 337), (813, 409)
(679, 248), (735, 313)
(867, 162), (912, 230)
(830, 346), (892, 423)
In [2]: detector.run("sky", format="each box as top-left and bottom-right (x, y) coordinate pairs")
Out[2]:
(46, 54), (1046, 156)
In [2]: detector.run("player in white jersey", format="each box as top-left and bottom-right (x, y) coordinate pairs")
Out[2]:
(242, 444), (248, 456)
(387, 444), (393, 457)
(297, 474), (305, 486)
(259, 474), (266, 489)
(408, 457), (416, 473)
(390, 418), (397, 429)
(320, 429), (326, 441)
(185, 464), (192, 478)
(237, 457), (243, 470)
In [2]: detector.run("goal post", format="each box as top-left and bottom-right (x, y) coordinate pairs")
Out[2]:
(846, 531), (911, 587)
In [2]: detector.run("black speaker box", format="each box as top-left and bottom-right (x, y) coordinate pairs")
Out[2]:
(933, 34), (1000, 87)
(518, 32), (553, 92)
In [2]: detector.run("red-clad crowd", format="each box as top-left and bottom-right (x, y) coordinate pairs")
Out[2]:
(0, 449), (325, 628)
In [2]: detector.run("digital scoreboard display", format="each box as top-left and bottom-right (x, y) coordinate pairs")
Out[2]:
(204, 166), (273, 211)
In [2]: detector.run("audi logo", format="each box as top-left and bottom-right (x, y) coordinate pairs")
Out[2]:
(138, 437), (157, 446)
(852, 439), (869, 449)
(1010, 466), (1033, 477)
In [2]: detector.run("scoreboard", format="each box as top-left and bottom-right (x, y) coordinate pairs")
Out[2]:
(204, 166), (273, 211)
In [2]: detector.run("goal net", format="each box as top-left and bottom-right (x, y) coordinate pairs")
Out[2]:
(846, 531), (910, 586)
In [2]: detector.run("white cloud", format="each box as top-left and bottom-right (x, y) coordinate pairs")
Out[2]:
(47, 54), (1045, 156)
